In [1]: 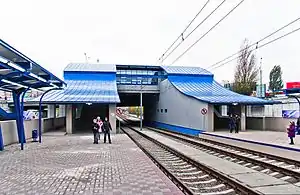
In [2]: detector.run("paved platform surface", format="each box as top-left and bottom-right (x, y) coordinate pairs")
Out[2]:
(202, 131), (300, 161)
(206, 131), (300, 148)
(0, 132), (183, 195)
(140, 129), (300, 194)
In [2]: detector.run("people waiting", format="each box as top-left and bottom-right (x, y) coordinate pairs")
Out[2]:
(287, 121), (296, 145)
(102, 117), (112, 144)
(92, 119), (100, 144)
(297, 117), (300, 135)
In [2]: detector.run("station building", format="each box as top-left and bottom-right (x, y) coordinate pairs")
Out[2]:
(31, 63), (278, 135)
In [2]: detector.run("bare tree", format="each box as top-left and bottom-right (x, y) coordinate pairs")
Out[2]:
(233, 39), (259, 95)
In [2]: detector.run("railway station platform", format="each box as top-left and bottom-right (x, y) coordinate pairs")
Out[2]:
(200, 130), (300, 153)
(0, 131), (183, 195)
(138, 129), (300, 194)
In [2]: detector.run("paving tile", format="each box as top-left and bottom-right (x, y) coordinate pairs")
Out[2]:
(0, 133), (183, 194)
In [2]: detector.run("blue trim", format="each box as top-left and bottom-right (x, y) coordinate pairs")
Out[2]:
(202, 132), (300, 153)
(64, 72), (116, 81)
(0, 126), (3, 151)
(147, 121), (204, 136)
(0, 107), (15, 120)
(13, 91), (26, 150)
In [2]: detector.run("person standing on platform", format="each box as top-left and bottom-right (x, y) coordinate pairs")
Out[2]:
(92, 119), (99, 144)
(102, 117), (112, 144)
(228, 113), (235, 133)
(96, 116), (103, 141)
(297, 117), (300, 135)
(234, 114), (240, 133)
(287, 121), (296, 145)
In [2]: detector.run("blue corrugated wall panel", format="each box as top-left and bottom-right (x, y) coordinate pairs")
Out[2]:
(146, 121), (204, 136)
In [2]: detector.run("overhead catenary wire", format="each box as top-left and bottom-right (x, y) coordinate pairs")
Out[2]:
(171, 0), (245, 65)
(157, 0), (210, 64)
(210, 26), (300, 70)
(207, 16), (300, 69)
(161, 0), (227, 63)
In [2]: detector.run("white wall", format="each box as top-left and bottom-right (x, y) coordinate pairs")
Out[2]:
(150, 79), (209, 131)
(1, 117), (65, 146)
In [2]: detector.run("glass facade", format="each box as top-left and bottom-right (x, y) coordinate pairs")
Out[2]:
(116, 68), (167, 85)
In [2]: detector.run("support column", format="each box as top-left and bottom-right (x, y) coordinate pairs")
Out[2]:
(241, 105), (246, 131)
(13, 91), (26, 145)
(109, 104), (116, 134)
(66, 104), (73, 134)
(207, 104), (214, 132)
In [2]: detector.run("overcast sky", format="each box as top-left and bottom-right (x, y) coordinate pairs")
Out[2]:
(1, 0), (300, 87)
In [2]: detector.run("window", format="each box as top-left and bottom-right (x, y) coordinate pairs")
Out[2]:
(165, 109), (167, 113)
(157, 109), (159, 112)
(161, 109), (163, 113)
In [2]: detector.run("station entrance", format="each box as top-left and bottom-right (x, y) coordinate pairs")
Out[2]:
(73, 104), (109, 133)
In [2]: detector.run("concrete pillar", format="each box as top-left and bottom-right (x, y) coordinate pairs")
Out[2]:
(206, 104), (214, 132)
(66, 104), (73, 134)
(241, 105), (246, 131)
(47, 105), (55, 118)
(109, 104), (116, 134)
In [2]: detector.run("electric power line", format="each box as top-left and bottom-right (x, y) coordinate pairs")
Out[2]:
(157, 0), (210, 64)
(210, 26), (300, 70)
(206, 16), (300, 69)
(171, 0), (245, 65)
(161, 0), (227, 63)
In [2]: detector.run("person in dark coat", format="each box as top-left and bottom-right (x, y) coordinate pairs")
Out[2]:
(297, 117), (300, 135)
(102, 117), (112, 144)
(92, 119), (99, 144)
(234, 114), (240, 133)
(287, 121), (296, 145)
(228, 113), (235, 133)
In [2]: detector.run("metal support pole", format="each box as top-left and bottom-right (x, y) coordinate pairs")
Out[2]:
(39, 88), (62, 143)
(0, 126), (3, 151)
(259, 57), (263, 98)
(140, 82), (143, 131)
(21, 87), (31, 112)
(118, 119), (121, 133)
(289, 95), (300, 117)
(13, 90), (26, 150)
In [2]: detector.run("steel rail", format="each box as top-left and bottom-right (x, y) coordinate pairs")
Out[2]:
(147, 127), (300, 182)
(121, 126), (194, 195)
(124, 125), (260, 195)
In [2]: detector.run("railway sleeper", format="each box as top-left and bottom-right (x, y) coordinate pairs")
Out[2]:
(197, 188), (235, 195)
(175, 171), (203, 176)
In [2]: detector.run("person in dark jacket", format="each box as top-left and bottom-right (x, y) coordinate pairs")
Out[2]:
(102, 117), (112, 144)
(92, 119), (99, 144)
(234, 114), (240, 133)
(287, 121), (296, 145)
(228, 113), (235, 133)
(297, 117), (300, 135)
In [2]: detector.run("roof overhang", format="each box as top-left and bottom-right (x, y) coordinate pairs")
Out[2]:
(0, 39), (66, 91)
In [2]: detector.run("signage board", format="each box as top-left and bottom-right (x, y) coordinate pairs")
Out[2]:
(286, 82), (300, 89)
(282, 110), (299, 119)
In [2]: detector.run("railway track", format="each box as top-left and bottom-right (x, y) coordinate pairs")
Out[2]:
(121, 126), (260, 195)
(145, 126), (300, 186)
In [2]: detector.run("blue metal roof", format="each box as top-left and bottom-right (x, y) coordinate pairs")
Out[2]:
(0, 39), (66, 90)
(30, 75), (120, 104)
(65, 63), (116, 73)
(162, 65), (213, 76)
(168, 75), (278, 105)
